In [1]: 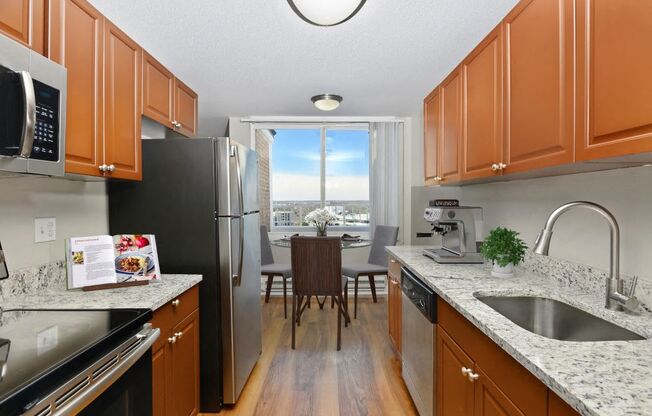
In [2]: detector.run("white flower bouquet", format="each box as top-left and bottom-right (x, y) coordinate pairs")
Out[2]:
(305, 208), (338, 236)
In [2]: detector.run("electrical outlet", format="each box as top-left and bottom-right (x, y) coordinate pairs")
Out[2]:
(34, 217), (56, 243)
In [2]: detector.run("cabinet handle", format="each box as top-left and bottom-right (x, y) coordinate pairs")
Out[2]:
(468, 372), (480, 381)
(168, 335), (177, 344)
(434, 176), (442, 181)
(171, 299), (180, 307)
(499, 163), (507, 170)
(491, 163), (500, 172)
(107, 164), (115, 172)
(174, 331), (183, 339)
(99, 164), (107, 172)
(461, 367), (472, 377)
(390, 259), (398, 264)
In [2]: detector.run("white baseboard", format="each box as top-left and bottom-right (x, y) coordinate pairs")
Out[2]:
(260, 276), (388, 297)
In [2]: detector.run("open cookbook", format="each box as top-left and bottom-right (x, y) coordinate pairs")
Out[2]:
(66, 234), (161, 289)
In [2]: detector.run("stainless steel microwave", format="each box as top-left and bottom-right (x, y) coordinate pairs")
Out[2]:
(0, 34), (66, 177)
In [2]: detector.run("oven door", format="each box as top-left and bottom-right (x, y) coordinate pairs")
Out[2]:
(79, 350), (152, 416)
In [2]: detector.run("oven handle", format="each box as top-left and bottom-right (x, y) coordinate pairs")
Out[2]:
(18, 71), (36, 158)
(51, 326), (159, 416)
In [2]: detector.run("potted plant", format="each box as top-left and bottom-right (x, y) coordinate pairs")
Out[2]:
(305, 208), (337, 237)
(480, 227), (527, 277)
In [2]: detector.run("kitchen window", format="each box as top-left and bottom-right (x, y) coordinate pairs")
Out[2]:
(255, 125), (370, 232)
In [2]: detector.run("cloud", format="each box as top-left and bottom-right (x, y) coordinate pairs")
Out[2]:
(272, 173), (369, 201)
(287, 150), (365, 163)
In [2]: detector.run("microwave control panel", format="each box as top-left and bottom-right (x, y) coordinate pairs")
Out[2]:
(31, 79), (60, 162)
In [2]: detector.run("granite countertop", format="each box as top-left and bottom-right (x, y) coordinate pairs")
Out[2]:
(386, 246), (652, 416)
(1, 274), (203, 311)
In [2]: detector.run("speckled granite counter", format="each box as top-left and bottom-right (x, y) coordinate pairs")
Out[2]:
(386, 245), (652, 416)
(1, 274), (202, 311)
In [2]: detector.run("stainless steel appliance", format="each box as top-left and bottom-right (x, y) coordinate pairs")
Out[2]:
(422, 205), (484, 264)
(0, 308), (158, 416)
(0, 34), (66, 177)
(108, 137), (262, 411)
(401, 267), (437, 416)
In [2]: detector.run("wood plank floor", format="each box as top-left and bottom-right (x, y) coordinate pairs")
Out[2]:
(203, 296), (418, 416)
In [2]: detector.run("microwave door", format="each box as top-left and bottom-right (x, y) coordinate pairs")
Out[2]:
(0, 66), (29, 173)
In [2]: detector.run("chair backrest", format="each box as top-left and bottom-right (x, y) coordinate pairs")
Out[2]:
(368, 225), (399, 266)
(260, 225), (274, 266)
(291, 236), (342, 297)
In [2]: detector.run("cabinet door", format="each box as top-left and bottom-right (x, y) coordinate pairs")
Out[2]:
(388, 273), (401, 354)
(423, 87), (441, 185)
(503, 0), (575, 173)
(50, 0), (104, 177)
(103, 20), (142, 180)
(474, 367), (525, 416)
(462, 27), (503, 181)
(174, 79), (198, 137)
(575, 0), (652, 161)
(143, 50), (174, 128)
(152, 343), (169, 416)
(437, 327), (474, 416)
(0, 0), (45, 54)
(548, 391), (579, 416)
(171, 310), (200, 416)
(439, 68), (462, 183)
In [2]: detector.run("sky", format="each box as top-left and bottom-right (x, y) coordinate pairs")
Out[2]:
(271, 129), (370, 201)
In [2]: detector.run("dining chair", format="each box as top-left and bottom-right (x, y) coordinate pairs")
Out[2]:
(342, 225), (399, 319)
(260, 226), (293, 318)
(291, 236), (349, 351)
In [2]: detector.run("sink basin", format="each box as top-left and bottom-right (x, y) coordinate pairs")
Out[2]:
(475, 295), (645, 342)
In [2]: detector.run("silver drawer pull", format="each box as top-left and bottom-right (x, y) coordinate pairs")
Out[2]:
(171, 299), (180, 307)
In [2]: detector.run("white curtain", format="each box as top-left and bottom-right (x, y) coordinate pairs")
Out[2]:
(369, 122), (404, 240)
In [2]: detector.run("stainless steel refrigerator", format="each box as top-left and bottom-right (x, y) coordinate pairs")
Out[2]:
(108, 137), (262, 411)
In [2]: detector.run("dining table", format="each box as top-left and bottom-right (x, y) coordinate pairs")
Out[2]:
(269, 235), (372, 310)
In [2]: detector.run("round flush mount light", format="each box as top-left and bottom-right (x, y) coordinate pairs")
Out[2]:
(311, 94), (343, 111)
(287, 0), (366, 27)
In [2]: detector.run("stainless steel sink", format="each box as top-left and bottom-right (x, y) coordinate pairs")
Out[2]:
(475, 295), (645, 342)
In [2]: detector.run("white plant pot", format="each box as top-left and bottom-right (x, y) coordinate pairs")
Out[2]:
(491, 261), (514, 278)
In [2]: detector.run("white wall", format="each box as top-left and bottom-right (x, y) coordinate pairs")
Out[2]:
(410, 166), (652, 280)
(0, 176), (108, 271)
(227, 117), (252, 147)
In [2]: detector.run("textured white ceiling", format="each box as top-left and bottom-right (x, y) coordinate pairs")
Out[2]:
(88, 0), (518, 136)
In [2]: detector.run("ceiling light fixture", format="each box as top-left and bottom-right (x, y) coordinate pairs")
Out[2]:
(311, 94), (343, 111)
(287, 0), (366, 27)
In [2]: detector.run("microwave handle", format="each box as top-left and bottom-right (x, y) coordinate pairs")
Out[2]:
(18, 71), (36, 158)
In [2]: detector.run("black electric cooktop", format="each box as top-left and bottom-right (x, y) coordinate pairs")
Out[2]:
(0, 308), (151, 415)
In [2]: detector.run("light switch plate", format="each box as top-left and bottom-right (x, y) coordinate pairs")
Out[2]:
(34, 217), (56, 243)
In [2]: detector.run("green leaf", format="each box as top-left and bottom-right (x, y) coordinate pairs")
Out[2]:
(480, 227), (527, 267)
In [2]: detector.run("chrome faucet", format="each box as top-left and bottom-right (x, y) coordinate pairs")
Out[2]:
(532, 201), (639, 312)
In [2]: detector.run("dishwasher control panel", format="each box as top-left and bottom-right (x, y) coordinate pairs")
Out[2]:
(401, 267), (437, 323)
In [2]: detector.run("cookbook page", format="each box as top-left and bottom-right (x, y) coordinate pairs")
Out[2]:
(113, 235), (161, 282)
(67, 235), (117, 288)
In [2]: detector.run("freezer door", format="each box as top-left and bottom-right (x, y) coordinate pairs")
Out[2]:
(219, 213), (262, 404)
(216, 138), (259, 216)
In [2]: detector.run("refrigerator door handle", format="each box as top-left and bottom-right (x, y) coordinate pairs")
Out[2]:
(231, 145), (245, 287)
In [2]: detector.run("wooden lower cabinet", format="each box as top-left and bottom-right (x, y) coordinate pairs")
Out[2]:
(387, 271), (401, 355)
(151, 286), (200, 416)
(436, 297), (579, 416)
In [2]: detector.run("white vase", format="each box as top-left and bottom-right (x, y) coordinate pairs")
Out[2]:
(491, 261), (514, 278)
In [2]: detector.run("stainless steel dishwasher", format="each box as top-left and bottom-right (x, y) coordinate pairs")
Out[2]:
(401, 267), (437, 416)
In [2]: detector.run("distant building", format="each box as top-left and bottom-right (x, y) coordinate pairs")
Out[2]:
(274, 211), (293, 226)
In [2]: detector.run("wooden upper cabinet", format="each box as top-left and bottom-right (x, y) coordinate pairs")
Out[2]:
(461, 27), (503, 181)
(502, 0), (575, 174)
(103, 20), (142, 180)
(174, 79), (198, 137)
(171, 309), (200, 416)
(575, 0), (652, 161)
(474, 367), (525, 416)
(143, 51), (174, 128)
(423, 87), (441, 184)
(50, 0), (105, 177)
(439, 68), (462, 183)
(0, 0), (46, 54)
(437, 327), (474, 416)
